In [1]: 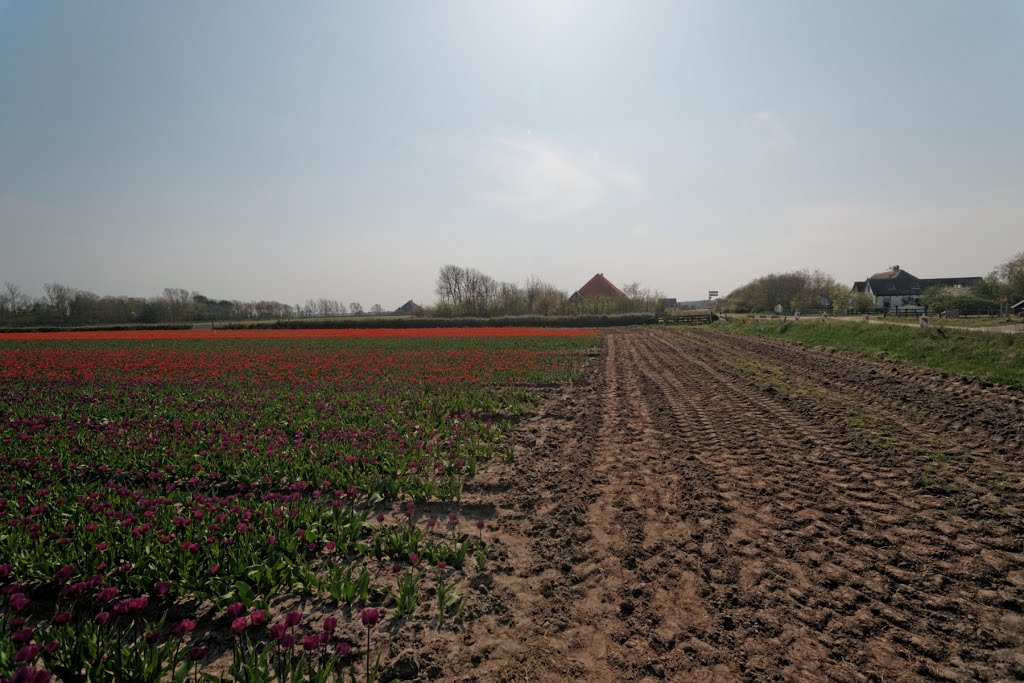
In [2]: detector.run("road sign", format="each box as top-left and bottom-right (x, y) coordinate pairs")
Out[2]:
(708, 290), (718, 299)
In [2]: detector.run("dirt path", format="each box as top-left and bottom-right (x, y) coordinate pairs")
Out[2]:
(434, 327), (1024, 682)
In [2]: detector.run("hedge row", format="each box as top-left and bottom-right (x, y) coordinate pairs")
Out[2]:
(217, 313), (656, 330)
(0, 323), (193, 334)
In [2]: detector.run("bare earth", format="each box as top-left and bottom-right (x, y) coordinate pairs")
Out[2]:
(395, 327), (1024, 682)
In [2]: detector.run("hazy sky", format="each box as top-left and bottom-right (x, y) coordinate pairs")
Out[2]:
(1, 1), (1022, 307)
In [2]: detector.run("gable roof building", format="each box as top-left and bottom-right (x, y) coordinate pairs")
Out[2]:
(857, 265), (982, 310)
(395, 300), (421, 315)
(569, 273), (629, 302)
(865, 266), (925, 299)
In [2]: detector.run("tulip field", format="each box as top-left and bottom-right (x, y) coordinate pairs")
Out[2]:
(0, 328), (598, 682)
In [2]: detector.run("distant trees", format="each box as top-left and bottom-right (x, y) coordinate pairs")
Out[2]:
(986, 251), (1024, 306)
(430, 265), (657, 317)
(43, 283), (75, 320)
(525, 276), (565, 316)
(921, 252), (1023, 315)
(723, 270), (847, 313)
(921, 286), (996, 315)
(0, 284), (306, 327)
(435, 265), (500, 316)
(849, 292), (875, 313)
(617, 282), (666, 314)
(1, 283), (29, 318)
(434, 265), (558, 317)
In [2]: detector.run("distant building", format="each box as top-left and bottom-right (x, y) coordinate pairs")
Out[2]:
(569, 273), (629, 303)
(855, 265), (982, 311)
(395, 300), (421, 315)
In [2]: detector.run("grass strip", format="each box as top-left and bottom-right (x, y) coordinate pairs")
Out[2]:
(717, 319), (1024, 389)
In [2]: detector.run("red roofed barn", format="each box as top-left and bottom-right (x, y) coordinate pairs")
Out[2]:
(569, 273), (629, 303)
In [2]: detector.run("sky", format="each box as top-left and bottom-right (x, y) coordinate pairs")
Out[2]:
(1, 1), (1022, 308)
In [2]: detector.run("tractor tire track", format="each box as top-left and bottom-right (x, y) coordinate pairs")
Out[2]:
(446, 328), (1024, 682)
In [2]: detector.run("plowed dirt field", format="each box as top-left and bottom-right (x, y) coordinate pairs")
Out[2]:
(434, 327), (1024, 682)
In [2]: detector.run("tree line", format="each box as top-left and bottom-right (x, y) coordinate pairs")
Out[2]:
(0, 283), (386, 327)
(922, 251), (1024, 315)
(429, 265), (663, 317)
(722, 270), (857, 314)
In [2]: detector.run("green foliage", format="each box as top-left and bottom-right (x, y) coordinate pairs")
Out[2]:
(723, 270), (846, 313)
(434, 575), (466, 628)
(392, 570), (422, 617)
(922, 285), (998, 314)
(849, 292), (875, 313)
(982, 250), (1024, 307)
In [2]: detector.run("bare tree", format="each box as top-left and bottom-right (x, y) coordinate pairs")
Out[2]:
(349, 302), (363, 315)
(161, 287), (193, 322)
(1, 283), (29, 319)
(436, 265), (466, 307)
(44, 282), (75, 320)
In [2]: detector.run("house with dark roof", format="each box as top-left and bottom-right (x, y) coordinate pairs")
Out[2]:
(856, 266), (982, 311)
(569, 273), (629, 303)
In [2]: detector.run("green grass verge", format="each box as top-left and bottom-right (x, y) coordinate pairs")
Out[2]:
(717, 319), (1024, 389)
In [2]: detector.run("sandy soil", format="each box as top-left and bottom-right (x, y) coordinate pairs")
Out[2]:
(388, 327), (1024, 682)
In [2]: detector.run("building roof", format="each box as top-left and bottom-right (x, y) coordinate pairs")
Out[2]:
(851, 281), (867, 293)
(570, 273), (629, 301)
(866, 267), (923, 297)
(1011, 299), (1024, 311)
(395, 300), (421, 315)
(863, 266), (982, 298)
